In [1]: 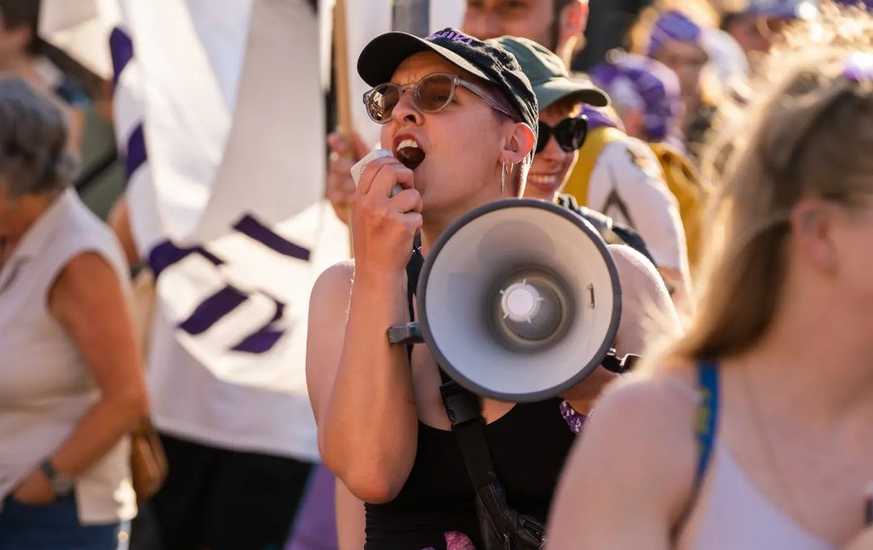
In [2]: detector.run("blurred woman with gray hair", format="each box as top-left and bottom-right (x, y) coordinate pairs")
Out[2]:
(0, 77), (147, 549)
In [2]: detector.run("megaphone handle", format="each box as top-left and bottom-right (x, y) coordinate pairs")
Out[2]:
(387, 322), (424, 345)
(602, 349), (641, 373)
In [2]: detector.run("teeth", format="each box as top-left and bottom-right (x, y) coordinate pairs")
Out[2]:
(529, 174), (557, 184)
(397, 138), (420, 150)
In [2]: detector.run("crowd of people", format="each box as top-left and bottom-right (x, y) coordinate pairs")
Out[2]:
(1, 0), (872, 549)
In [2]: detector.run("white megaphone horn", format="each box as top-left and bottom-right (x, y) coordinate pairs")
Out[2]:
(388, 199), (637, 403)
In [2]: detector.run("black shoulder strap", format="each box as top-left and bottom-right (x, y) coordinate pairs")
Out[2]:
(672, 360), (719, 538)
(440, 378), (546, 547)
(405, 242), (424, 362)
(439, 381), (494, 491)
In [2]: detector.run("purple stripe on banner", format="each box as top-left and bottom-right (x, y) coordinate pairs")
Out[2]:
(178, 286), (247, 335)
(232, 300), (286, 353)
(109, 27), (134, 86)
(148, 241), (224, 279)
(197, 247), (223, 266)
(149, 241), (193, 278)
(234, 215), (311, 261)
(125, 124), (146, 180)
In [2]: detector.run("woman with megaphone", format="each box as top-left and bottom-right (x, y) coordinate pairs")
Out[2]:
(306, 28), (679, 550)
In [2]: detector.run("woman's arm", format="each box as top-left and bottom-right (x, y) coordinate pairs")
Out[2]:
(548, 373), (698, 549)
(14, 252), (148, 503)
(108, 194), (141, 268)
(307, 155), (423, 504)
(336, 478), (367, 550)
(306, 261), (419, 504)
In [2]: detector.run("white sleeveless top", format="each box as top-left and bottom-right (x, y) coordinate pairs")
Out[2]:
(672, 377), (833, 550)
(0, 189), (136, 524)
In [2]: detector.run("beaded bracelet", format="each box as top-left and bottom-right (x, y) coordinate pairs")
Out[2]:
(559, 400), (587, 434)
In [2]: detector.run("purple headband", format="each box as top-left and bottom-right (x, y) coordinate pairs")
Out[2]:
(744, 0), (819, 19)
(590, 54), (682, 143)
(580, 104), (624, 133)
(646, 10), (704, 58)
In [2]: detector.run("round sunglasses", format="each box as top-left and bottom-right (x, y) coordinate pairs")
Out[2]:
(363, 72), (517, 124)
(536, 115), (588, 154)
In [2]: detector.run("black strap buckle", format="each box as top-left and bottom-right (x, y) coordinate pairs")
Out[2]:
(387, 322), (423, 345)
(601, 348), (641, 373)
(439, 380), (481, 426)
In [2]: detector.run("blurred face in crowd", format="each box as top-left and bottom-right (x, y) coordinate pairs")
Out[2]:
(651, 41), (707, 99)
(463, 0), (587, 60)
(616, 106), (646, 141)
(727, 14), (791, 56)
(0, 15), (28, 66)
(464, 0), (556, 47)
(524, 101), (580, 202)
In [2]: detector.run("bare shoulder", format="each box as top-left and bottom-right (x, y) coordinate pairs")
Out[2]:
(307, 260), (356, 413)
(607, 244), (680, 351)
(579, 362), (700, 510)
(308, 260), (357, 342)
(549, 362), (700, 547)
(49, 251), (124, 316)
(607, 244), (666, 295)
(311, 260), (356, 299)
(591, 362), (698, 445)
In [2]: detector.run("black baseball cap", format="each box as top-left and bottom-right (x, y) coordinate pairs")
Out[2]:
(357, 27), (539, 142)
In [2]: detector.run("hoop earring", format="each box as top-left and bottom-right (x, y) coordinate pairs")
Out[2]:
(501, 160), (510, 195)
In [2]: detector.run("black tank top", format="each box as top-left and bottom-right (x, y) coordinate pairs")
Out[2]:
(364, 248), (576, 550)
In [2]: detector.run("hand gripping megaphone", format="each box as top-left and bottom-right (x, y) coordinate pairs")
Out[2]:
(389, 199), (634, 403)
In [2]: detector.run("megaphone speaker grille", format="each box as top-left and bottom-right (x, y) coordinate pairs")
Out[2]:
(489, 267), (574, 352)
(418, 199), (622, 403)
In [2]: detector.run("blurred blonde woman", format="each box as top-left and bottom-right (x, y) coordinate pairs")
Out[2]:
(548, 5), (873, 550)
(0, 78), (147, 548)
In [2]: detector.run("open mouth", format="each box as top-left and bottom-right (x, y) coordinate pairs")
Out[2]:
(395, 138), (426, 171)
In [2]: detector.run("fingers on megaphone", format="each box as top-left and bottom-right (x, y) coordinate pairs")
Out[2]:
(352, 149), (406, 196)
(391, 187), (423, 214)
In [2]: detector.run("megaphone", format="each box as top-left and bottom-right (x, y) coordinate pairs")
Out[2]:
(389, 199), (624, 403)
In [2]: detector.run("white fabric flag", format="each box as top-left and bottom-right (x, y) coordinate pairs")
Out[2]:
(105, 0), (348, 460)
(39, 0), (118, 79)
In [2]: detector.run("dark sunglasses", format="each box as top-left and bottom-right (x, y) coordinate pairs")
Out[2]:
(363, 72), (517, 124)
(536, 115), (588, 154)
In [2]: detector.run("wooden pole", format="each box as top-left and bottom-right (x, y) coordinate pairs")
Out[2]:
(333, 0), (354, 140)
(332, 0), (354, 256)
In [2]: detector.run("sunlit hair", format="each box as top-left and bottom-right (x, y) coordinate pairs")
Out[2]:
(542, 96), (584, 119)
(645, 3), (873, 368)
